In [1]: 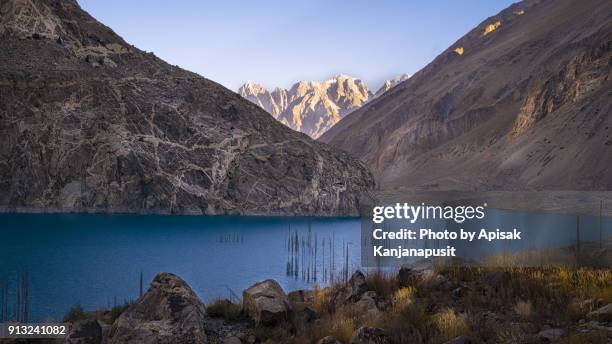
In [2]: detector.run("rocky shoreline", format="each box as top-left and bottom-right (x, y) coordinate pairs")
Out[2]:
(57, 265), (612, 344)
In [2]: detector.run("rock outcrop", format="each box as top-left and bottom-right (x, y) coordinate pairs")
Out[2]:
(108, 273), (207, 344)
(587, 303), (612, 323)
(349, 326), (390, 344)
(321, 0), (612, 191)
(0, 0), (374, 215)
(317, 336), (342, 344)
(65, 319), (103, 344)
(330, 270), (368, 308)
(242, 279), (292, 325)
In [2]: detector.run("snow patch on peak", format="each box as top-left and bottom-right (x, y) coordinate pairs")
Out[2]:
(375, 73), (411, 97)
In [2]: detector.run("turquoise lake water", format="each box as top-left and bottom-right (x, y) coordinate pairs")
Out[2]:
(0, 211), (609, 321)
(0, 214), (362, 321)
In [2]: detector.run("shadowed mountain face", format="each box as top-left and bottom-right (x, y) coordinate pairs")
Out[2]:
(321, 0), (612, 191)
(0, 0), (374, 215)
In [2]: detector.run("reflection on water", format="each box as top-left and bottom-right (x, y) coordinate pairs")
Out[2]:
(0, 214), (362, 322)
(285, 224), (354, 285)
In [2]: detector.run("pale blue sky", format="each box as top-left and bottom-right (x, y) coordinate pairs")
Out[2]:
(79, 0), (516, 91)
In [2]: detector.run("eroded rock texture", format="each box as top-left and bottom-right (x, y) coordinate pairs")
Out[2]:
(108, 273), (207, 344)
(0, 0), (374, 215)
(242, 279), (292, 326)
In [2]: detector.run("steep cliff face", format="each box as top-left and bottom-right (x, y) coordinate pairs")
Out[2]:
(321, 0), (612, 191)
(0, 0), (374, 215)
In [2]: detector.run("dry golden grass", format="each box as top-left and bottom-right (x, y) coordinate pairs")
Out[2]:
(365, 270), (397, 299)
(433, 308), (470, 342)
(253, 265), (612, 344)
(206, 298), (241, 321)
(513, 300), (533, 320)
(392, 286), (415, 309)
(312, 283), (336, 314)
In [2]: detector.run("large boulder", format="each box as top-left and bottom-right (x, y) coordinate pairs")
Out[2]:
(587, 303), (612, 323)
(397, 265), (421, 287)
(349, 326), (390, 344)
(398, 265), (449, 289)
(537, 328), (565, 341)
(65, 319), (103, 344)
(242, 280), (292, 325)
(442, 336), (474, 344)
(287, 289), (314, 303)
(318, 336), (342, 344)
(108, 273), (207, 344)
(331, 271), (368, 308)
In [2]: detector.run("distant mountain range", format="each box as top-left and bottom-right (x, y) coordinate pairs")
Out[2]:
(321, 0), (612, 191)
(238, 74), (410, 138)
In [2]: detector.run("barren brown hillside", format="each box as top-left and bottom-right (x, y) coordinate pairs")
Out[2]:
(320, 0), (612, 191)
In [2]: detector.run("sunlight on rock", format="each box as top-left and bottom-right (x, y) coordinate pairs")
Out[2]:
(514, 9), (525, 16)
(454, 47), (464, 55)
(483, 21), (501, 36)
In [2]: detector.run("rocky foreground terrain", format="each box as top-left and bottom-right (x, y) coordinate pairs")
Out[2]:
(0, 0), (374, 215)
(238, 74), (409, 138)
(59, 264), (612, 344)
(321, 0), (612, 191)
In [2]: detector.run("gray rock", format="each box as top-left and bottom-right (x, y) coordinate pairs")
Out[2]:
(355, 291), (379, 316)
(587, 303), (612, 323)
(398, 265), (447, 289)
(350, 326), (390, 344)
(288, 289), (313, 303)
(301, 305), (318, 322)
(99, 323), (110, 344)
(222, 337), (242, 344)
(397, 265), (421, 287)
(107, 272), (207, 344)
(452, 286), (465, 299)
(537, 328), (565, 341)
(442, 336), (473, 344)
(65, 319), (102, 344)
(317, 336), (342, 344)
(243, 279), (292, 325)
(575, 298), (603, 313)
(484, 271), (510, 290)
(331, 271), (368, 308)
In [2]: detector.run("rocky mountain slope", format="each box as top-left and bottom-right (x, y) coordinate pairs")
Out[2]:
(239, 74), (410, 138)
(0, 0), (374, 215)
(321, 0), (612, 191)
